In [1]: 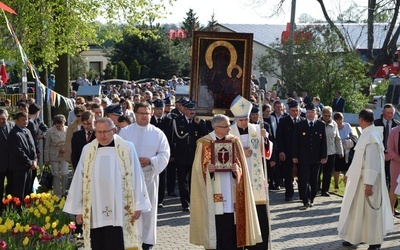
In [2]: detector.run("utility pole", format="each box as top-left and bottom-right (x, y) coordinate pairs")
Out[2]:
(289, 0), (297, 41)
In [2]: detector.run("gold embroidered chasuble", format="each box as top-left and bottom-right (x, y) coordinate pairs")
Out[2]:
(189, 132), (262, 249)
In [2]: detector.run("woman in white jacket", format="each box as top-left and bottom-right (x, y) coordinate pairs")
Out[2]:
(44, 114), (68, 197)
(319, 106), (343, 196)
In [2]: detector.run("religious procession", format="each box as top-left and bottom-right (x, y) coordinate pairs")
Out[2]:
(1, 0), (400, 250)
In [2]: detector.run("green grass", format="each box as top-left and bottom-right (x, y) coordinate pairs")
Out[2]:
(329, 173), (400, 205)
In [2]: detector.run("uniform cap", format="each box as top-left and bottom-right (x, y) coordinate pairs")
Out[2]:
(251, 105), (259, 114)
(153, 99), (165, 108)
(288, 101), (300, 108)
(164, 96), (172, 105)
(306, 104), (316, 111)
(177, 97), (190, 105)
(104, 104), (122, 115)
(184, 101), (196, 109)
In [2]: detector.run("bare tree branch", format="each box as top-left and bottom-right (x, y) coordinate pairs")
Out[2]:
(316, 0), (350, 52)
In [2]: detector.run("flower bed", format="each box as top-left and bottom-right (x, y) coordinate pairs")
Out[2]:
(0, 193), (77, 250)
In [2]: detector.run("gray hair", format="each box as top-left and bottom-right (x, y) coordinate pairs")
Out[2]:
(95, 117), (116, 130)
(0, 108), (9, 118)
(211, 114), (229, 129)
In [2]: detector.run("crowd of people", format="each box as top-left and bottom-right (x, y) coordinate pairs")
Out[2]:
(0, 72), (398, 249)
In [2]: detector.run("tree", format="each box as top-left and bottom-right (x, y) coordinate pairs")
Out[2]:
(205, 12), (219, 31)
(0, 0), (173, 97)
(268, 0), (400, 78)
(298, 13), (316, 23)
(256, 25), (370, 114)
(129, 60), (141, 80)
(70, 54), (87, 81)
(116, 61), (130, 80)
(110, 27), (185, 79)
(181, 9), (202, 38)
(104, 62), (114, 80)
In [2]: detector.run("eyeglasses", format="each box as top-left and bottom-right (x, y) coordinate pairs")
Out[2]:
(136, 112), (151, 116)
(95, 130), (113, 135)
(217, 125), (231, 129)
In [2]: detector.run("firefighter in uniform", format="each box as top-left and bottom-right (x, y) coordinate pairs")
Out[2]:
(171, 101), (207, 211)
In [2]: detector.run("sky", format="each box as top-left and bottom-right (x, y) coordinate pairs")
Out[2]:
(156, 0), (367, 25)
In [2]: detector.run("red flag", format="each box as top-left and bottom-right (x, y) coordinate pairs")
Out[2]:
(0, 62), (8, 86)
(0, 1), (17, 15)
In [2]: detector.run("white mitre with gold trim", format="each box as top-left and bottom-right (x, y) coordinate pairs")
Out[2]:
(230, 95), (252, 118)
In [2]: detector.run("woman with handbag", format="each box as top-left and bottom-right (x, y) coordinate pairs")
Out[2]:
(44, 114), (68, 197)
(333, 112), (355, 190)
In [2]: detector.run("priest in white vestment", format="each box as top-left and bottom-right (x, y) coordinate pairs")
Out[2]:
(338, 109), (394, 250)
(119, 102), (170, 250)
(64, 117), (151, 250)
(190, 114), (262, 249)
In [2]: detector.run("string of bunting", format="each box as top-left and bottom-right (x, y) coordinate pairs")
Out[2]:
(2, 9), (73, 110)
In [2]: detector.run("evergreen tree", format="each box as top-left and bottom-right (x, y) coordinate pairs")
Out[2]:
(104, 62), (114, 80)
(129, 60), (141, 80)
(116, 61), (130, 80)
(181, 9), (202, 38)
(205, 12), (219, 31)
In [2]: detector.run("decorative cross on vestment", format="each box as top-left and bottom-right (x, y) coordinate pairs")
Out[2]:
(218, 147), (229, 164)
(102, 206), (112, 216)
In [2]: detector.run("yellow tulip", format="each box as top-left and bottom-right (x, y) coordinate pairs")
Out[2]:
(52, 221), (57, 229)
(6, 194), (12, 200)
(61, 224), (70, 234)
(53, 229), (59, 237)
(45, 216), (51, 223)
(22, 237), (29, 246)
(24, 225), (30, 232)
(45, 223), (51, 230)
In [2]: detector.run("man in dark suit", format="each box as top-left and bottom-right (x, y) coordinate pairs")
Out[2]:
(150, 99), (173, 207)
(71, 111), (96, 170)
(292, 105), (327, 209)
(276, 101), (305, 201)
(0, 109), (14, 211)
(8, 112), (37, 202)
(171, 101), (207, 211)
(374, 103), (400, 190)
(70, 110), (95, 239)
(92, 74), (101, 85)
(332, 91), (346, 112)
(271, 100), (288, 125)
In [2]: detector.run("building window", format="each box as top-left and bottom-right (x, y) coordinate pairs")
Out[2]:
(89, 62), (101, 73)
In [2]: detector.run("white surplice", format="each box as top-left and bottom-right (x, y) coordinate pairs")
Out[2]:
(119, 123), (170, 245)
(63, 141), (151, 229)
(338, 125), (394, 245)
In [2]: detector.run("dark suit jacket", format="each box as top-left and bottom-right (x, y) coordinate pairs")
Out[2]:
(71, 129), (96, 169)
(271, 112), (288, 125)
(292, 120), (327, 164)
(8, 126), (37, 171)
(332, 97), (345, 112)
(374, 116), (400, 150)
(171, 115), (207, 165)
(151, 116), (172, 143)
(276, 115), (305, 159)
(0, 121), (15, 172)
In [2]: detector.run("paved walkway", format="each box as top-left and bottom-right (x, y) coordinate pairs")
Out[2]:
(156, 189), (400, 250)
